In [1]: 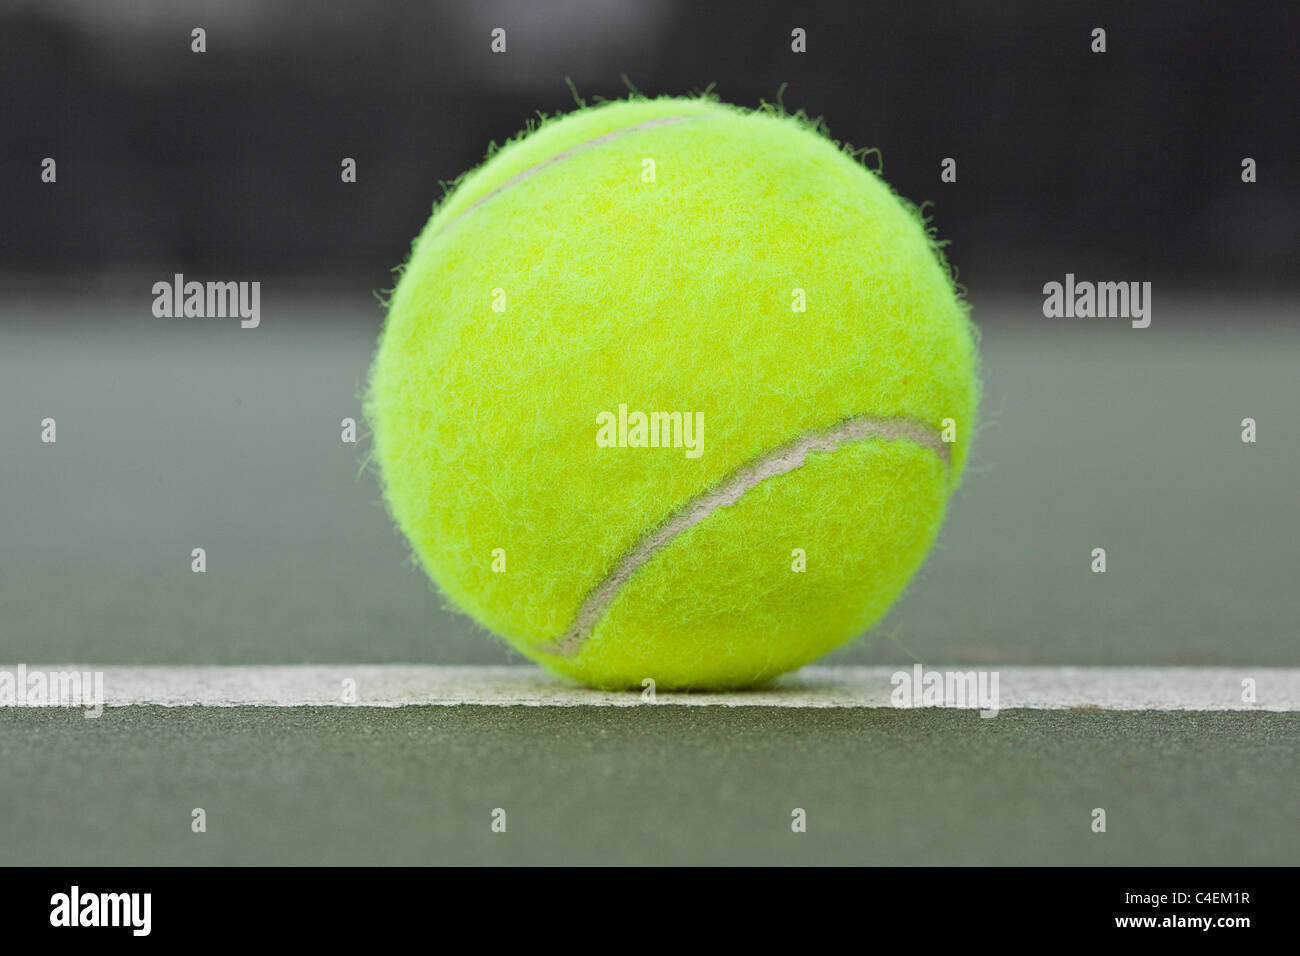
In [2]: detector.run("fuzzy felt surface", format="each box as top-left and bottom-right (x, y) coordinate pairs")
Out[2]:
(367, 96), (979, 690)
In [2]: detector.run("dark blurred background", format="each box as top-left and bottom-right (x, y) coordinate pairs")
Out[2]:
(3, 0), (1297, 290)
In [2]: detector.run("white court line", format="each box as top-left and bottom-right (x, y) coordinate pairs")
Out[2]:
(0, 666), (1296, 710)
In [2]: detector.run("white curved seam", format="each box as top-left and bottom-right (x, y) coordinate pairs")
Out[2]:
(540, 415), (950, 658)
(438, 115), (694, 235)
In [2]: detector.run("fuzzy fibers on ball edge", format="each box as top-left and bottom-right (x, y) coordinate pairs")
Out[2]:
(366, 96), (980, 690)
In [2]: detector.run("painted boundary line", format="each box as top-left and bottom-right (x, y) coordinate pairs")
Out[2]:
(1, 665), (1296, 710)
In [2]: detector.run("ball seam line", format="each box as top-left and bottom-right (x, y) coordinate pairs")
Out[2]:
(538, 415), (951, 659)
(436, 115), (695, 238)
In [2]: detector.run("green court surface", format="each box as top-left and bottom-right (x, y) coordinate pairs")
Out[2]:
(1, 288), (1296, 866)
(2, 704), (1296, 866)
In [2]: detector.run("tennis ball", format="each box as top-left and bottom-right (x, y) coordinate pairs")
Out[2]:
(367, 96), (978, 690)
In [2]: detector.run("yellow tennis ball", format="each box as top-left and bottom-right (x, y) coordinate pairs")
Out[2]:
(367, 96), (979, 690)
